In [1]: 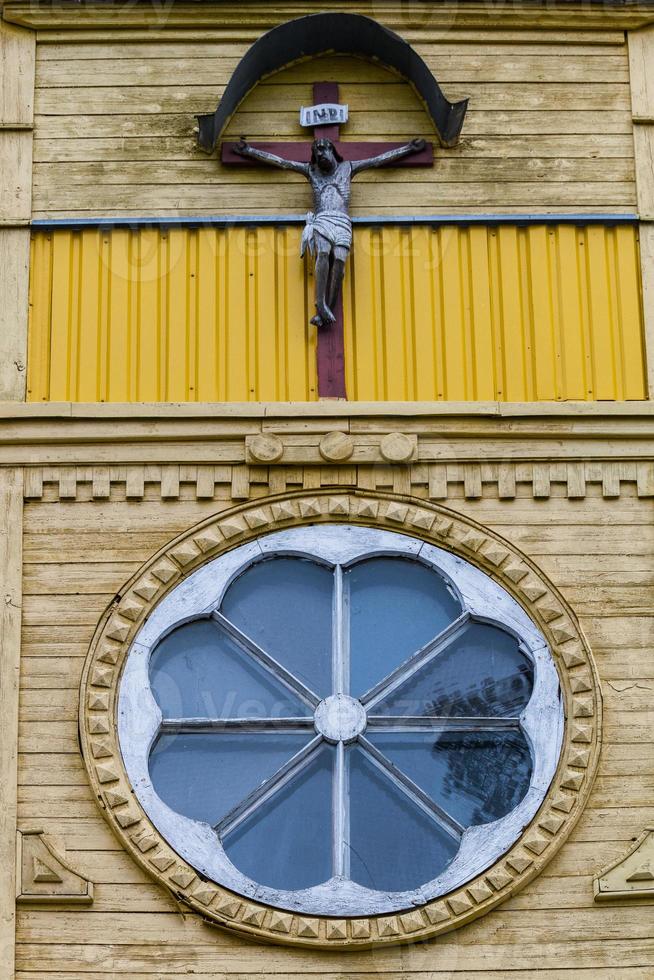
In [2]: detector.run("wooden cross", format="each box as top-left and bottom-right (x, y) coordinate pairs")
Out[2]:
(223, 82), (433, 399)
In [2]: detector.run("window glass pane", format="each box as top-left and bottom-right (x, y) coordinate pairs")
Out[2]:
(348, 558), (462, 697)
(348, 747), (458, 892)
(368, 731), (532, 828)
(149, 732), (311, 826)
(223, 745), (334, 891)
(374, 623), (533, 718)
(222, 558), (333, 697)
(150, 620), (310, 719)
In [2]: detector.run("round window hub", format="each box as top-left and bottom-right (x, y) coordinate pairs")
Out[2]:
(314, 693), (367, 743)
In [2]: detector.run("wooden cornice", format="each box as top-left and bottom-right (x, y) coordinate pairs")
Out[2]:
(3, 1), (654, 33)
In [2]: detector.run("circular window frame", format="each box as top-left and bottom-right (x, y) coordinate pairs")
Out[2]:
(79, 491), (601, 948)
(119, 525), (562, 917)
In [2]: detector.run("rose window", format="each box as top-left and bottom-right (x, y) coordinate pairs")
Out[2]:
(119, 525), (562, 916)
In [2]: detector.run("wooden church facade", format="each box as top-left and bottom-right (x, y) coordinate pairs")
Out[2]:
(1, 2), (653, 978)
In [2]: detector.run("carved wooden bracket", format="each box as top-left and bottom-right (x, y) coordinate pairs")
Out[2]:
(594, 829), (654, 902)
(16, 829), (93, 904)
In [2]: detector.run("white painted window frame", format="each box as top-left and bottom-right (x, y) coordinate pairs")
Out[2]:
(118, 524), (563, 917)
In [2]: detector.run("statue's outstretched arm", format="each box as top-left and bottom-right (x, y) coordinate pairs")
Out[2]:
(351, 138), (427, 175)
(233, 138), (309, 175)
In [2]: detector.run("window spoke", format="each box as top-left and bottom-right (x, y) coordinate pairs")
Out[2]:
(215, 734), (324, 838)
(160, 717), (315, 734)
(332, 742), (350, 878)
(211, 610), (320, 709)
(361, 613), (470, 710)
(333, 564), (349, 696)
(366, 716), (521, 733)
(358, 735), (464, 841)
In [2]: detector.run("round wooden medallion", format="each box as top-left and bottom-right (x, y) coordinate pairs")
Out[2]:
(79, 489), (601, 949)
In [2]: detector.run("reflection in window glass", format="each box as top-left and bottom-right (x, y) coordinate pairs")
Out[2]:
(150, 620), (310, 719)
(368, 731), (533, 828)
(150, 732), (311, 826)
(348, 557), (461, 697)
(222, 558), (333, 697)
(223, 746), (334, 891)
(348, 747), (458, 891)
(375, 623), (533, 718)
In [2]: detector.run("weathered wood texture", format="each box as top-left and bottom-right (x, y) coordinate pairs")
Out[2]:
(0, 20), (33, 224)
(14, 465), (654, 974)
(628, 26), (654, 394)
(0, 470), (24, 980)
(0, 21), (33, 401)
(31, 35), (637, 218)
(0, 229), (30, 401)
(26, 223), (647, 403)
(0, 21), (34, 127)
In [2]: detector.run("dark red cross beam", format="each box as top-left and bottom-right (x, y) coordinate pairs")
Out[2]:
(222, 82), (433, 399)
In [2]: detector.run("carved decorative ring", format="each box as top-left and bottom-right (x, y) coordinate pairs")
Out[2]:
(79, 490), (601, 948)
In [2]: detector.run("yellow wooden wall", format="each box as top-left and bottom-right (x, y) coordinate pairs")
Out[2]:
(15, 464), (654, 977)
(27, 223), (647, 403)
(32, 40), (636, 218)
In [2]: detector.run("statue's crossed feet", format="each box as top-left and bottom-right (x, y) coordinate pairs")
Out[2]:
(311, 303), (336, 329)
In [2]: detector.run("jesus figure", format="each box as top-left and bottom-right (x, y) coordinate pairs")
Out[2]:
(234, 136), (427, 328)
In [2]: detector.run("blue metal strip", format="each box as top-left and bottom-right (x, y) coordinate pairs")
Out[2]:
(30, 213), (640, 229)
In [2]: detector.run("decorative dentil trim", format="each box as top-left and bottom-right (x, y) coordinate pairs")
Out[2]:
(594, 828), (654, 902)
(16, 829), (94, 905)
(78, 488), (602, 949)
(22, 458), (654, 503)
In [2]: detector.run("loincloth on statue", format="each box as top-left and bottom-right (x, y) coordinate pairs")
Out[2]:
(300, 210), (353, 257)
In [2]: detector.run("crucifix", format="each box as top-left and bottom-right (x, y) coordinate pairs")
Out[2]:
(222, 82), (433, 398)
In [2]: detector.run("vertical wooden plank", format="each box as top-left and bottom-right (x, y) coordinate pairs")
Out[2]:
(196, 226), (219, 402)
(380, 226), (406, 400)
(26, 231), (52, 402)
(527, 225), (557, 400)
(467, 226), (495, 401)
(439, 225), (466, 400)
(586, 225), (617, 399)
(107, 229), (131, 402)
(0, 23), (33, 402)
(639, 223), (654, 398)
(0, 468), (23, 980)
(628, 26), (654, 120)
(166, 228), (188, 402)
(348, 226), (378, 400)
(137, 227), (162, 401)
(497, 225), (527, 401)
(0, 130), (32, 223)
(629, 27), (654, 396)
(633, 125), (654, 219)
(225, 227), (247, 401)
(613, 225), (647, 398)
(0, 229), (30, 400)
(0, 22), (34, 127)
(409, 226), (438, 400)
(554, 225), (587, 399)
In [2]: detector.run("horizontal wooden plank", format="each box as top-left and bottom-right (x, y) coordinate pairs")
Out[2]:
(15, 973), (654, 980)
(31, 157), (636, 185)
(14, 906), (654, 947)
(31, 182), (637, 211)
(33, 82), (632, 115)
(15, 973), (653, 980)
(32, 133), (637, 164)
(34, 55), (631, 87)
(33, 110), (636, 140)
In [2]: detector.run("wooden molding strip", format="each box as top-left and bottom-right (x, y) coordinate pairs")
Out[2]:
(0, 468), (23, 980)
(4, 1), (654, 32)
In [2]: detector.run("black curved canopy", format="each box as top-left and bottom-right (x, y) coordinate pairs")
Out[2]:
(196, 13), (468, 151)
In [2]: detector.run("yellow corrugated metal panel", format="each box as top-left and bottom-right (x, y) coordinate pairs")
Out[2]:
(27, 224), (647, 403)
